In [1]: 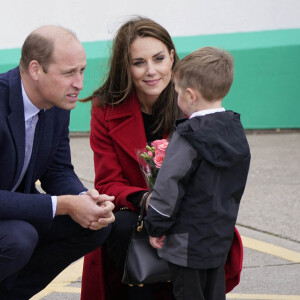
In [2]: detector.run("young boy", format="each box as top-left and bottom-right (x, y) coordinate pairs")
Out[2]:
(145, 47), (251, 300)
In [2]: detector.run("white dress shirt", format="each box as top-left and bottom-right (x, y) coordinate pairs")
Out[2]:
(190, 107), (225, 119)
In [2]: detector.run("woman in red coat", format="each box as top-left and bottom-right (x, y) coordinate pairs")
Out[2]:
(81, 16), (181, 300)
(81, 16), (243, 300)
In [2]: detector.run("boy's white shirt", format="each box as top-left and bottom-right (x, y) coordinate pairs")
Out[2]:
(189, 108), (225, 119)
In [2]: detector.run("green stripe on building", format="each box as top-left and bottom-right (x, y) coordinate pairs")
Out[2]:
(1, 29), (299, 131)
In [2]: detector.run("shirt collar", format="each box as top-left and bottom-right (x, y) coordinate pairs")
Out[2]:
(189, 107), (225, 119)
(21, 81), (40, 122)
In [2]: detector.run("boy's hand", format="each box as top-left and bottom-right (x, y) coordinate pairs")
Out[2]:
(149, 235), (165, 249)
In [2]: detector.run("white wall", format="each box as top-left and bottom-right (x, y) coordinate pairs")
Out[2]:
(1, 0), (299, 49)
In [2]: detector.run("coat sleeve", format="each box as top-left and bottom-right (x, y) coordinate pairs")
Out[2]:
(40, 110), (86, 196)
(90, 105), (147, 211)
(145, 132), (198, 237)
(0, 190), (53, 229)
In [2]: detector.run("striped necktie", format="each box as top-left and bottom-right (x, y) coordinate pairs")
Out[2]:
(23, 110), (46, 193)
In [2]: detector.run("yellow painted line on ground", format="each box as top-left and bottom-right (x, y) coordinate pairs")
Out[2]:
(30, 236), (300, 299)
(36, 286), (81, 294)
(241, 235), (300, 263)
(30, 258), (83, 299)
(227, 294), (300, 300)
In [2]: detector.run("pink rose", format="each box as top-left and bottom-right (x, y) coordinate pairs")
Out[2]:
(151, 139), (168, 149)
(152, 139), (168, 158)
(156, 142), (168, 156)
(151, 139), (169, 168)
(154, 154), (164, 168)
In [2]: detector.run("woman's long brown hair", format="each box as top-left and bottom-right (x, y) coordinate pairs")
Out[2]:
(82, 16), (183, 135)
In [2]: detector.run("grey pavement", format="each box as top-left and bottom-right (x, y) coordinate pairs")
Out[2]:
(34, 131), (300, 299)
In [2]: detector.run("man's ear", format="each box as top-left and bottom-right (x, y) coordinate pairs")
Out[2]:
(28, 60), (41, 81)
(186, 87), (198, 104)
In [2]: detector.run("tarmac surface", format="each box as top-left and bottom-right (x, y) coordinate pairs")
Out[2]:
(31, 131), (300, 300)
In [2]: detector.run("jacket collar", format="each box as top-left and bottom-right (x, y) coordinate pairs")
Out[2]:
(7, 67), (26, 185)
(104, 92), (148, 162)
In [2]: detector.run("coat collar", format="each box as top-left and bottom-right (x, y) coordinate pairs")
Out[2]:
(104, 92), (148, 162)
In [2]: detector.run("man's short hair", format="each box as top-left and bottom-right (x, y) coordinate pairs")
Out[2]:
(19, 26), (76, 73)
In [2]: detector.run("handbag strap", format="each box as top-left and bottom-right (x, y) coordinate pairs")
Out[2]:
(137, 192), (150, 232)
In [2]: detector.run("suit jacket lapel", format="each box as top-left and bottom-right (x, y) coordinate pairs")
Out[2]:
(107, 93), (147, 162)
(7, 68), (26, 188)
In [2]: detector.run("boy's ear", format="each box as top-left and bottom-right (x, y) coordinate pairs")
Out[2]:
(186, 87), (198, 103)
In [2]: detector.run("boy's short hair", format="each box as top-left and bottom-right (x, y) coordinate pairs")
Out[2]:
(173, 47), (234, 101)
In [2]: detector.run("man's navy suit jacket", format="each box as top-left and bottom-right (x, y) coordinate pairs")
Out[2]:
(0, 67), (86, 231)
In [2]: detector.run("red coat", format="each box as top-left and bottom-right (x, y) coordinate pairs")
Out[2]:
(81, 93), (243, 299)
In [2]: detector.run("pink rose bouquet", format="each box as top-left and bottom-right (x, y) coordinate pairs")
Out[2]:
(138, 139), (169, 190)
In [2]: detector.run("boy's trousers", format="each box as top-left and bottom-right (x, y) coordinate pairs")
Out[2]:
(168, 263), (226, 300)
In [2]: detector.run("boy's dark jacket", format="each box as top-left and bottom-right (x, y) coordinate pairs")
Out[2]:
(145, 111), (251, 270)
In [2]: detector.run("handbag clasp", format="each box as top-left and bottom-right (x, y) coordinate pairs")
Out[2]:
(137, 220), (144, 232)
